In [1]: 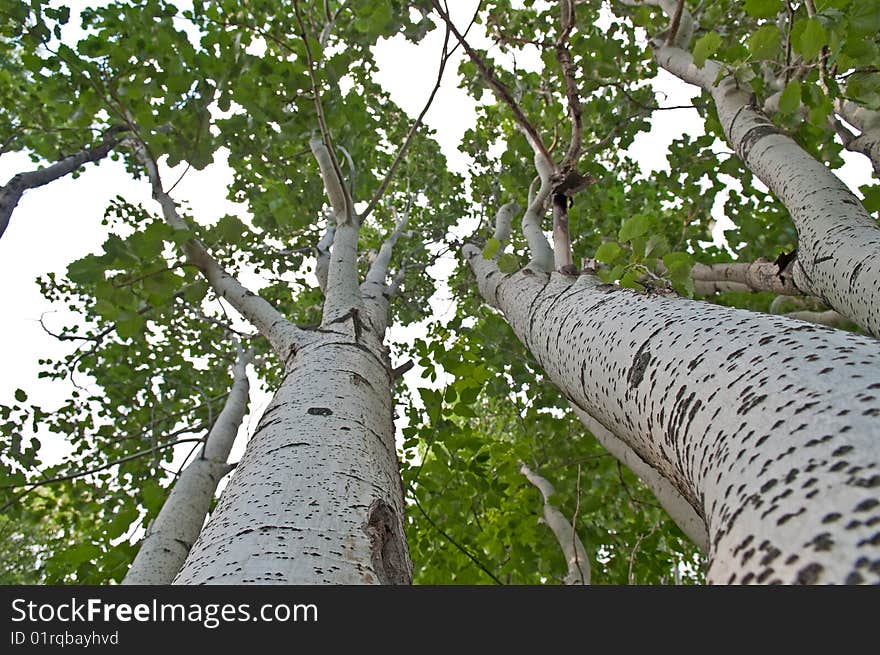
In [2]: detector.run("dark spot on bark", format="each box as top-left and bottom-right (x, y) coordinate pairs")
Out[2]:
(822, 512), (841, 524)
(796, 563), (823, 585)
(739, 122), (781, 161)
(855, 499), (879, 513)
(845, 571), (864, 584)
(307, 407), (333, 416)
(806, 533), (834, 552)
(627, 350), (651, 389)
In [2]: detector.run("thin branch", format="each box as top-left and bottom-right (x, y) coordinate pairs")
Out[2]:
(665, 0), (686, 47)
(430, 0), (553, 165)
(410, 493), (504, 585)
(0, 438), (204, 512)
(360, 21), (453, 223)
(293, 0), (353, 220)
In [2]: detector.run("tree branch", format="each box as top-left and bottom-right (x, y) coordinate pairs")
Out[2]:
(430, 0), (553, 165)
(0, 126), (126, 240)
(520, 462), (590, 584)
(359, 21), (453, 223)
(129, 138), (302, 358)
(294, 0), (353, 221)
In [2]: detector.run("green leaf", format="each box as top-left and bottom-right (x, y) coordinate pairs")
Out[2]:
(861, 184), (880, 213)
(61, 543), (102, 568)
(182, 280), (209, 304)
(482, 237), (501, 259)
(116, 312), (146, 339)
(618, 214), (651, 242)
(453, 403), (477, 418)
(644, 234), (670, 259)
(795, 18), (826, 61)
(14, 389), (27, 403)
(743, 0), (783, 19)
(496, 253), (520, 274)
(141, 480), (166, 515)
(779, 79), (802, 114)
(67, 256), (105, 284)
(747, 24), (781, 60)
(692, 31), (722, 69)
(595, 241), (624, 263)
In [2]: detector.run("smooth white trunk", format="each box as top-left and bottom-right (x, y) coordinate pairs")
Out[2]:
(123, 355), (250, 584)
(173, 330), (410, 584)
(520, 463), (590, 584)
(655, 45), (880, 337)
(468, 246), (880, 584)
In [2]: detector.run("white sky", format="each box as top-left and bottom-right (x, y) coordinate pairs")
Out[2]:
(0, 1), (873, 481)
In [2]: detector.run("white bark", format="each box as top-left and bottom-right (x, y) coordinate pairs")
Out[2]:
(315, 220), (335, 294)
(467, 245), (880, 584)
(784, 309), (849, 329)
(520, 463), (590, 584)
(361, 211), (409, 335)
(690, 261), (801, 296)
(309, 137), (363, 325)
(123, 352), (250, 584)
(568, 403), (709, 552)
(834, 99), (880, 176)
(493, 201), (517, 248)
(522, 150), (556, 272)
(654, 45), (880, 337)
(173, 329), (410, 584)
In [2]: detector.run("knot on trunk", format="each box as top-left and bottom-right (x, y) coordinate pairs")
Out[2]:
(363, 499), (411, 585)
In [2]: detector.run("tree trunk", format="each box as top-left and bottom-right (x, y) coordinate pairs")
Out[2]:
(173, 327), (410, 584)
(467, 245), (880, 584)
(654, 45), (880, 338)
(122, 353), (250, 584)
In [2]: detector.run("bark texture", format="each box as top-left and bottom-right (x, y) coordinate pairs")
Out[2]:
(123, 354), (250, 584)
(654, 45), (880, 337)
(173, 327), (410, 584)
(468, 245), (880, 584)
(569, 403), (709, 551)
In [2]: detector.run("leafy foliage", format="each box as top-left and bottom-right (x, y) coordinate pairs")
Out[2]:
(1, 0), (875, 585)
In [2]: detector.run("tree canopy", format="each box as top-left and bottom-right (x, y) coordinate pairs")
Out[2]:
(1, 0), (877, 584)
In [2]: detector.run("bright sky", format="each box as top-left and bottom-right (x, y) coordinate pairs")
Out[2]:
(0, 1), (873, 481)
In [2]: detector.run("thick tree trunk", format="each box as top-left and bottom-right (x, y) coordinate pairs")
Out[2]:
(0, 128), (123, 239)
(654, 45), (880, 337)
(122, 354), (250, 584)
(173, 328), (410, 584)
(467, 246), (880, 584)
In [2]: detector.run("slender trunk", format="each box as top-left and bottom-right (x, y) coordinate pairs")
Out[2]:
(520, 463), (590, 584)
(467, 246), (880, 584)
(123, 355), (250, 584)
(552, 193), (576, 274)
(654, 45), (880, 337)
(0, 128), (123, 239)
(173, 329), (410, 584)
(835, 99), (880, 177)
